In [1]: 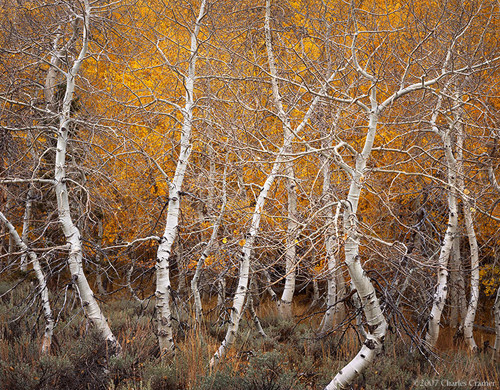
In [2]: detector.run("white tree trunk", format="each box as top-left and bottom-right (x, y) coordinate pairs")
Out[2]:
(320, 201), (342, 335)
(191, 169), (227, 323)
(454, 95), (479, 352)
(449, 238), (462, 328)
(325, 89), (387, 389)
(154, 0), (206, 356)
(245, 279), (268, 338)
(210, 0), (345, 369)
(0, 211), (54, 354)
(263, 0), (298, 318)
(20, 181), (35, 272)
(461, 203), (479, 352)
(52, 1), (119, 352)
(217, 276), (226, 308)
(262, 269), (278, 302)
(323, 25), (453, 385)
(127, 262), (144, 305)
(424, 91), (458, 349)
(278, 170), (298, 318)
(309, 278), (320, 309)
(210, 160), (282, 367)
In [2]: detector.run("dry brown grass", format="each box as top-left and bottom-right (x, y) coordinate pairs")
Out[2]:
(1, 282), (499, 390)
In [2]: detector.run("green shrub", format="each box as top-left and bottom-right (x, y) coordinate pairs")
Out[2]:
(143, 363), (186, 390)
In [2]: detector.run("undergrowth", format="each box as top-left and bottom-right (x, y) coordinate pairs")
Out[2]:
(0, 280), (498, 390)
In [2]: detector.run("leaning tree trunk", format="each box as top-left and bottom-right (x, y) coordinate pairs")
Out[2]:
(0, 212), (54, 354)
(52, 1), (119, 352)
(263, 0), (299, 318)
(424, 164), (458, 349)
(154, 0), (207, 356)
(325, 88), (387, 389)
(211, 0), (335, 357)
(20, 179), (35, 272)
(210, 0), (344, 370)
(319, 156), (343, 334)
(461, 200), (479, 352)
(210, 159), (284, 367)
(424, 88), (458, 349)
(323, 31), (452, 386)
(454, 91), (479, 352)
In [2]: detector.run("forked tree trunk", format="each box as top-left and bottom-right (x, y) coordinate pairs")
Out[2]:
(262, 269), (278, 302)
(263, 0), (298, 318)
(454, 94), (479, 352)
(127, 262), (144, 305)
(154, 0), (207, 356)
(424, 89), (458, 349)
(52, 1), (119, 353)
(245, 279), (268, 339)
(325, 89), (387, 389)
(0, 212), (54, 354)
(322, 27), (448, 383)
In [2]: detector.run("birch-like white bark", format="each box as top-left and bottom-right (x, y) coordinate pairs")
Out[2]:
(264, 0), (298, 318)
(278, 170), (298, 317)
(424, 90), (458, 349)
(262, 269), (278, 302)
(325, 88), (387, 389)
(248, 293), (268, 339)
(461, 201), (479, 352)
(325, 21), (459, 385)
(52, 1), (119, 352)
(323, 14), (457, 380)
(244, 279), (268, 338)
(155, 0), (206, 356)
(449, 238), (462, 328)
(210, 160), (283, 367)
(0, 211), (53, 353)
(320, 198), (342, 335)
(20, 180), (35, 272)
(308, 278), (320, 309)
(191, 168), (227, 323)
(211, 0), (352, 369)
(454, 92), (479, 352)
(127, 262), (144, 305)
(217, 277), (226, 308)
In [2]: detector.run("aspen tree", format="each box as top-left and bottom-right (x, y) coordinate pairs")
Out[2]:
(154, 0), (208, 356)
(48, 0), (120, 351)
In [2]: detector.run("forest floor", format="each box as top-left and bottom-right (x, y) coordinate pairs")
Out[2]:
(0, 281), (499, 390)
